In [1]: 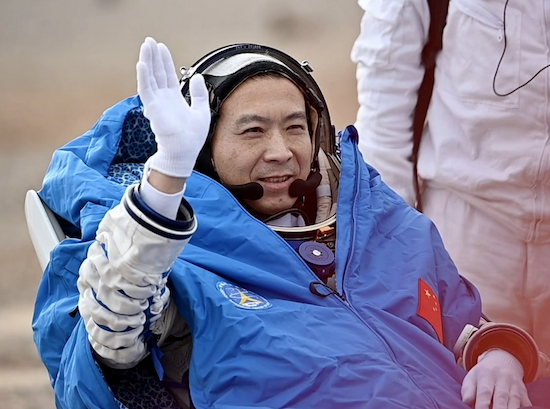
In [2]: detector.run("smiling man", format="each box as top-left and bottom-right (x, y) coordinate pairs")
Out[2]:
(211, 74), (313, 218)
(32, 37), (546, 409)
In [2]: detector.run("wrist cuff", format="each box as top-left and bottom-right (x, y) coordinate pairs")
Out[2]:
(455, 322), (539, 382)
(124, 184), (196, 240)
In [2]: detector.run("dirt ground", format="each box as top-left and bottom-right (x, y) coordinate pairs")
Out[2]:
(0, 1), (361, 407)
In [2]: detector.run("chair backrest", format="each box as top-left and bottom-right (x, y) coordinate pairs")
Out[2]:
(25, 105), (155, 272)
(25, 189), (66, 271)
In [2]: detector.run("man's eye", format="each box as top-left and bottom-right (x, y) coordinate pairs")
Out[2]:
(288, 124), (307, 132)
(244, 127), (262, 134)
(241, 127), (266, 138)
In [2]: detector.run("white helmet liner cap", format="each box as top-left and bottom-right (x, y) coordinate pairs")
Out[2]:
(203, 53), (288, 77)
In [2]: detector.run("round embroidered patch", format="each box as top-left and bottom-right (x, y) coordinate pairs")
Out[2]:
(217, 282), (272, 310)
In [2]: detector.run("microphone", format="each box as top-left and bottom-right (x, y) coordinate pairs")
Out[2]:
(289, 171), (321, 197)
(225, 170), (322, 201)
(225, 182), (264, 200)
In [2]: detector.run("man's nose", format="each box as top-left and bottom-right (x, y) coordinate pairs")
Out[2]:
(263, 132), (293, 162)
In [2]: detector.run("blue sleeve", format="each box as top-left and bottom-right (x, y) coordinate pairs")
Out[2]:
(31, 239), (118, 408)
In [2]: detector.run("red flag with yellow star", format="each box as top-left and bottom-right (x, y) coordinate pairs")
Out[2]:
(417, 278), (444, 343)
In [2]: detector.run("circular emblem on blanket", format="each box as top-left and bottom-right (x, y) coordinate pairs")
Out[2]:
(217, 282), (272, 310)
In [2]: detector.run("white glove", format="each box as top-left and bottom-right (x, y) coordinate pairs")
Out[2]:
(136, 37), (211, 178)
(461, 349), (532, 409)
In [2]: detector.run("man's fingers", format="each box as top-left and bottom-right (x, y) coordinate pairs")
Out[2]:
(492, 383), (530, 409)
(138, 39), (157, 92)
(491, 382), (509, 409)
(137, 37), (178, 103)
(505, 392), (521, 409)
(147, 37), (167, 89)
(518, 384), (532, 408)
(158, 43), (179, 89)
(189, 74), (210, 114)
(490, 377), (531, 409)
(461, 371), (477, 405)
(138, 39), (153, 70)
(136, 61), (153, 104)
(474, 383), (492, 409)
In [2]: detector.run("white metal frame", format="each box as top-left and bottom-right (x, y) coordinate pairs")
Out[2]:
(24, 190), (66, 271)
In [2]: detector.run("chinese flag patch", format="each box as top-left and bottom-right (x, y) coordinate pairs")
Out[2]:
(417, 278), (444, 343)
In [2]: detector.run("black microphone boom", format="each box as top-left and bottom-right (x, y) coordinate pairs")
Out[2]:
(289, 171), (322, 198)
(225, 182), (264, 201)
(225, 171), (322, 201)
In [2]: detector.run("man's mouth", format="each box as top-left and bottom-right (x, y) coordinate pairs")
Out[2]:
(259, 176), (292, 183)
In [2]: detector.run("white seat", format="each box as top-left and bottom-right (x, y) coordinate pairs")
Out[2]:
(25, 189), (66, 271)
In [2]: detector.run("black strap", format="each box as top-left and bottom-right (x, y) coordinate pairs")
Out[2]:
(411, 0), (450, 211)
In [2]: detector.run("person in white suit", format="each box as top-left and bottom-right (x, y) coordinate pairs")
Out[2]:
(351, 0), (550, 382)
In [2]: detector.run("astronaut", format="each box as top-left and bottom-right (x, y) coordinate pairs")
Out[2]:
(32, 37), (545, 409)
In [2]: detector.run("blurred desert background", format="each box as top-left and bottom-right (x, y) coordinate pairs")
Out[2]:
(0, 1), (361, 407)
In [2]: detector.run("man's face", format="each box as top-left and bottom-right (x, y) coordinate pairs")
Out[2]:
(211, 75), (313, 215)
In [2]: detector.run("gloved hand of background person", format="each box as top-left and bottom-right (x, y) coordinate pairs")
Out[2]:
(462, 348), (531, 409)
(137, 37), (211, 178)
